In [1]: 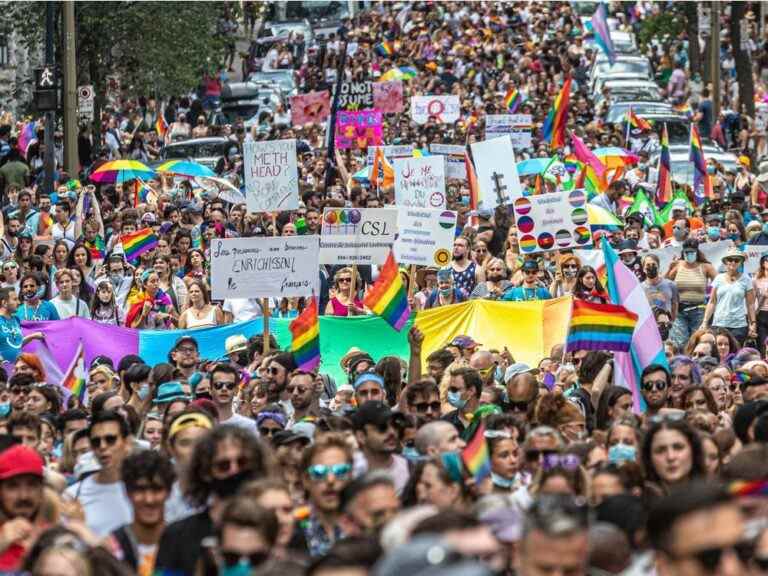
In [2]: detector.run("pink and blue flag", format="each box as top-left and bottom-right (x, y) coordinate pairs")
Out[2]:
(591, 3), (616, 65)
(601, 241), (668, 414)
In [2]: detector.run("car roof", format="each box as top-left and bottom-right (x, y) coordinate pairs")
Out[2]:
(165, 137), (229, 147)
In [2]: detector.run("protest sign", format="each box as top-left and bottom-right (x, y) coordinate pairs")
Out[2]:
(210, 236), (319, 300)
(366, 144), (414, 165)
(394, 156), (446, 209)
(744, 244), (768, 274)
(513, 189), (593, 253)
(411, 95), (460, 124)
(373, 80), (404, 113)
(319, 207), (398, 265)
(335, 110), (383, 149)
(290, 91), (331, 125)
(470, 135), (523, 208)
(338, 81), (374, 111)
(485, 114), (533, 149)
(243, 138), (299, 213)
(394, 208), (456, 267)
(429, 144), (467, 180)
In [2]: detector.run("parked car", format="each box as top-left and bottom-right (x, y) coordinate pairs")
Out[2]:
(248, 70), (297, 96)
(160, 137), (232, 171)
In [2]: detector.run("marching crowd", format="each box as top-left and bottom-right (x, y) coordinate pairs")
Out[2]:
(2, 1), (768, 575)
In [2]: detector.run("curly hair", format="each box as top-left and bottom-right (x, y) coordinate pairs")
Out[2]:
(121, 448), (176, 493)
(184, 424), (276, 507)
(534, 392), (585, 429)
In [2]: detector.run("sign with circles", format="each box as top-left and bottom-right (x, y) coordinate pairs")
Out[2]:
(319, 208), (398, 265)
(513, 189), (593, 254)
(394, 208), (456, 266)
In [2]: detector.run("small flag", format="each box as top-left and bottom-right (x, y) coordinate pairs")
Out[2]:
(375, 41), (395, 57)
(155, 114), (168, 139)
(591, 2), (616, 65)
(120, 228), (159, 263)
(626, 108), (652, 131)
(542, 76), (572, 148)
(61, 342), (87, 405)
(656, 123), (673, 203)
(566, 299), (638, 353)
(84, 237), (106, 260)
(363, 251), (411, 332)
(503, 87), (524, 113)
(571, 134), (606, 178)
(730, 479), (768, 497)
(290, 297), (320, 372)
(690, 125), (712, 202)
(461, 422), (491, 483)
(370, 147), (395, 189)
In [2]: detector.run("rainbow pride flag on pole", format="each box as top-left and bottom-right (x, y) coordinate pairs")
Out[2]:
(363, 250), (410, 332)
(690, 125), (712, 202)
(566, 299), (638, 353)
(375, 41), (395, 57)
(591, 2), (616, 65)
(120, 228), (159, 263)
(290, 296), (320, 372)
(503, 87), (524, 113)
(155, 114), (168, 140)
(626, 108), (652, 131)
(461, 422), (491, 482)
(542, 76), (571, 148)
(61, 341), (87, 405)
(656, 123), (673, 203)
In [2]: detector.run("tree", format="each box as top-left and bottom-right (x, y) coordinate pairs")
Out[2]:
(729, 1), (755, 118)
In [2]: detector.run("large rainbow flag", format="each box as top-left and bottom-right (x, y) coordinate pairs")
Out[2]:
(566, 299), (637, 353)
(290, 297), (320, 372)
(363, 250), (410, 332)
(656, 123), (672, 203)
(542, 76), (572, 148)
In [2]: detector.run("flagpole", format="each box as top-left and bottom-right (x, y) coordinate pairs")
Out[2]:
(625, 106), (631, 148)
(263, 212), (280, 356)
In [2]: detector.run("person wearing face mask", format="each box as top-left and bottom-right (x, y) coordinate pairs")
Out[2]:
(642, 254), (678, 321)
(424, 268), (467, 308)
(470, 257), (512, 299)
(654, 308), (673, 343)
(444, 367), (482, 436)
(667, 239), (717, 348)
(15, 272), (58, 322)
(618, 240), (644, 282)
(750, 211), (768, 245)
(549, 254), (580, 298)
(704, 214), (723, 243)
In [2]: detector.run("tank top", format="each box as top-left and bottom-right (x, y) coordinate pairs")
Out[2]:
(675, 263), (707, 304)
(185, 306), (217, 329)
(330, 296), (363, 316)
(452, 262), (477, 295)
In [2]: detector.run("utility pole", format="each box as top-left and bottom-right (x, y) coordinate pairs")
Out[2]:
(43, 1), (55, 195)
(711, 1), (720, 118)
(63, 0), (77, 177)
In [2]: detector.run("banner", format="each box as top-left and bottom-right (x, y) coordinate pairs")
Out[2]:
(470, 135), (523, 208)
(335, 110), (383, 150)
(290, 91), (331, 125)
(485, 114), (533, 150)
(394, 156), (447, 209)
(513, 189), (594, 253)
(373, 80), (404, 114)
(319, 207), (397, 265)
(243, 138), (299, 213)
(429, 144), (467, 180)
(366, 144), (414, 165)
(411, 95), (460, 124)
(744, 244), (768, 274)
(210, 236), (319, 300)
(394, 208), (456, 267)
(338, 81), (373, 111)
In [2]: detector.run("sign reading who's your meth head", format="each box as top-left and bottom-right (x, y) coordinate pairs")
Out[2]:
(243, 138), (299, 213)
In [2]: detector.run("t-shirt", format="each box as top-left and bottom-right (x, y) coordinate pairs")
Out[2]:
(501, 285), (552, 302)
(711, 273), (752, 329)
(0, 314), (23, 363)
(64, 475), (133, 537)
(51, 296), (90, 319)
(353, 452), (410, 496)
(155, 511), (213, 576)
(642, 278), (678, 314)
(15, 300), (60, 322)
(220, 412), (258, 435)
(222, 298), (263, 322)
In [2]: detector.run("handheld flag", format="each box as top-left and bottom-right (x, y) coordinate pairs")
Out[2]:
(375, 41), (395, 57)
(461, 422), (491, 483)
(363, 251), (411, 332)
(690, 125), (712, 202)
(61, 342), (87, 405)
(290, 297), (321, 372)
(120, 228), (159, 263)
(370, 147), (395, 189)
(591, 2), (616, 65)
(626, 108), (652, 131)
(656, 123), (673, 203)
(155, 114), (168, 140)
(566, 299), (638, 353)
(84, 237), (106, 261)
(503, 87), (524, 113)
(571, 134), (606, 178)
(542, 76), (572, 148)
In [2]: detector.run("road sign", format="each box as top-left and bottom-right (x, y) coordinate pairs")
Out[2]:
(35, 66), (56, 90)
(78, 85), (94, 121)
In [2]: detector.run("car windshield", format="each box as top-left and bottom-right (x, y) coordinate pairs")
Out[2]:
(595, 60), (650, 77)
(164, 143), (224, 159)
(605, 103), (673, 123)
(220, 105), (261, 122)
(285, 0), (348, 20)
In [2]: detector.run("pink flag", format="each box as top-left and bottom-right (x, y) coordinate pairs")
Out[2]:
(571, 134), (606, 179)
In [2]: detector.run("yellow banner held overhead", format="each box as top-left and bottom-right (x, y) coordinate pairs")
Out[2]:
(413, 296), (572, 370)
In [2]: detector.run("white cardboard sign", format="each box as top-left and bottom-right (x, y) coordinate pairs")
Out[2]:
(394, 156), (446, 209)
(243, 138), (299, 213)
(513, 190), (593, 254)
(411, 95), (460, 124)
(394, 208), (456, 267)
(470, 135), (523, 208)
(319, 207), (398, 265)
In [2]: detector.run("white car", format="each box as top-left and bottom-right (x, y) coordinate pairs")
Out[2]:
(595, 78), (662, 100)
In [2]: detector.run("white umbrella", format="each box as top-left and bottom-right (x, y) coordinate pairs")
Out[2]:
(196, 176), (246, 205)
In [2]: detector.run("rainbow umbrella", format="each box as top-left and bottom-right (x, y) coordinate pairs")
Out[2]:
(90, 160), (155, 184)
(380, 66), (418, 81)
(517, 157), (552, 176)
(156, 160), (215, 179)
(593, 147), (639, 169)
(587, 203), (623, 232)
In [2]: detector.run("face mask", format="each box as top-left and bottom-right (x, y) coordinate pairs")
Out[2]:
(494, 365), (504, 383)
(658, 324), (670, 341)
(621, 256), (634, 265)
(137, 383), (150, 401)
(645, 265), (658, 279)
(210, 469), (254, 499)
(673, 228), (686, 241)
(708, 226), (721, 240)
(195, 391), (213, 402)
(729, 233), (740, 241)
(110, 273), (123, 288)
(684, 252), (697, 264)
(222, 562), (253, 576)
(491, 472), (516, 489)
(763, 224), (768, 236)
(402, 446), (422, 462)
(447, 391), (467, 410)
(439, 288), (452, 298)
(563, 268), (577, 278)
(0, 403), (10, 418)
(608, 443), (637, 464)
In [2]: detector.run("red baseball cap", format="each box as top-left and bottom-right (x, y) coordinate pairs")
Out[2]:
(0, 445), (44, 480)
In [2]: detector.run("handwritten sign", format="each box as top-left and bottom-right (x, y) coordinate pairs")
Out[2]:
(411, 95), (460, 124)
(338, 81), (373, 111)
(291, 91), (330, 125)
(373, 80), (404, 114)
(210, 236), (319, 300)
(319, 208), (398, 265)
(394, 156), (446, 209)
(335, 110), (383, 150)
(485, 114), (533, 150)
(470, 135), (523, 208)
(512, 190), (593, 254)
(394, 208), (456, 267)
(243, 138), (299, 213)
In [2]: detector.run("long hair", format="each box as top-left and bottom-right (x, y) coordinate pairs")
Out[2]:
(641, 419), (705, 486)
(15, 352), (46, 383)
(573, 265), (605, 299)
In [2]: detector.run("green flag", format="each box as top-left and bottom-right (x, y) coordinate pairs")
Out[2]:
(627, 188), (663, 227)
(658, 190), (693, 223)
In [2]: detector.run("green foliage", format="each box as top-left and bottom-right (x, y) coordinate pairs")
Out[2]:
(635, 9), (686, 50)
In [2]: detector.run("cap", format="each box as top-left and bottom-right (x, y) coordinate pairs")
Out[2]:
(0, 444), (44, 480)
(618, 239), (638, 255)
(521, 259), (539, 272)
(504, 362), (539, 383)
(168, 411), (214, 440)
(470, 208), (493, 220)
(174, 335), (198, 351)
(272, 430), (312, 448)
(352, 400), (403, 431)
(340, 347), (365, 371)
(450, 335), (480, 349)
(225, 334), (249, 355)
(153, 381), (190, 405)
(671, 198), (688, 211)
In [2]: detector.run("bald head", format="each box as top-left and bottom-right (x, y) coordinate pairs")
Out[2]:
(469, 350), (494, 371)
(414, 421), (466, 457)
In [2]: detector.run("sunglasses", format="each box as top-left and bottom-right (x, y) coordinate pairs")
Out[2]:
(307, 463), (352, 482)
(268, 366), (282, 376)
(414, 401), (441, 413)
(176, 346), (197, 354)
(258, 427), (280, 437)
(724, 258), (742, 264)
(221, 551), (269, 569)
(524, 270), (538, 275)
(213, 381), (236, 391)
(525, 449), (557, 461)
(337, 277), (351, 284)
(90, 434), (119, 449)
(10, 387), (29, 396)
(213, 456), (250, 475)
(541, 453), (581, 471)
(286, 386), (309, 395)
(562, 264), (578, 270)
(683, 541), (754, 572)
(642, 380), (667, 392)
(508, 400), (529, 412)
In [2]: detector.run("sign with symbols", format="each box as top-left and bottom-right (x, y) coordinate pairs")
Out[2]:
(394, 208), (456, 267)
(78, 85), (94, 121)
(411, 95), (460, 125)
(470, 135), (523, 208)
(485, 114), (533, 150)
(319, 207), (398, 265)
(35, 66), (56, 90)
(394, 156), (446, 209)
(429, 144), (467, 180)
(512, 190), (593, 254)
(243, 138), (299, 213)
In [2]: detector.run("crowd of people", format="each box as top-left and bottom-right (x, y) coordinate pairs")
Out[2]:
(1, 1), (768, 575)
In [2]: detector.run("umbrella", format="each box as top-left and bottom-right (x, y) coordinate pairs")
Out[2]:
(593, 147), (640, 168)
(197, 176), (246, 204)
(517, 157), (552, 176)
(157, 160), (216, 179)
(353, 167), (370, 183)
(90, 160), (155, 184)
(380, 66), (418, 82)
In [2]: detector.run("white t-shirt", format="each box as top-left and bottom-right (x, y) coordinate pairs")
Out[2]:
(222, 298), (263, 322)
(353, 452), (410, 496)
(64, 475), (133, 537)
(221, 412), (258, 435)
(51, 295), (90, 319)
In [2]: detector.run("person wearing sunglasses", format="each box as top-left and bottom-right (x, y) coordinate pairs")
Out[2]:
(502, 259), (552, 302)
(209, 363), (256, 435)
(286, 370), (320, 425)
(352, 401), (409, 495)
(170, 336), (199, 381)
(404, 380), (441, 423)
(648, 481), (749, 576)
(262, 353), (296, 408)
(64, 410), (133, 537)
(640, 364), (672, 421)
(254, 405), (286, 443)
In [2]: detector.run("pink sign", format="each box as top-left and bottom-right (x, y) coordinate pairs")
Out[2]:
(373, 81), (404, 114)
(290, 91), (331, 125)
(335, 110), (383, 150)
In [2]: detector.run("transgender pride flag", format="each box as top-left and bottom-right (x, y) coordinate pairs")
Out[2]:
(602, 241), (668, 413)
(591, 3), (616, 66)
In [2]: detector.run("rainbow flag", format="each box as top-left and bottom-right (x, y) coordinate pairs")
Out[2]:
(461, 422), (491, 482)
(730, 479), (768, 497)
(503, 87), (524, 113)
(84, 236), (106, 260)
(591, 2), (616, 65)
(571, 134), (606, 178)
(567, 299), (638, 353)
(656, 123), (673, 203)
(61, 342), (87, 405)
(121, 228), (159, 262)
(363, 250), (410, 332)
(375, 41), (395, 57)
(155, 114), (168, 139)
(290, 296), (320, 372)
(690, 125), (712, 202)
(542, 76), (572, 148)
(626, 108), (652, 131)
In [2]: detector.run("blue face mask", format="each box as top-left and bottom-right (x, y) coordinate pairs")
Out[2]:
(447, 391), (467, 410)
(494, 365), (504, 383)
(222, 562), (253, 576)
(608, 443), (637, 464)
(684, 252), (697, 264)
(491, 472), (516, 489)
(730, 233), (740, 241)
(708, 226), (721, 240)
(402, 446), (422, 462)
(762, 223), (768, 236)
(0, 403), (10, 418)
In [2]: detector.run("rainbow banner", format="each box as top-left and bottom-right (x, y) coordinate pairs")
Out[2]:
(61, 341), (87, 405)
(542, 76), (572, 148)
(656, 123), (673, 203)
(363, 250), (410, 332)
(461, 422), (491, 482)
(504, 87), (524, 113)
(290, 297), (320, 372)
(566, 299), (637, 353)
(121, 228), (158, 262)
(591, 2), (616, 65)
